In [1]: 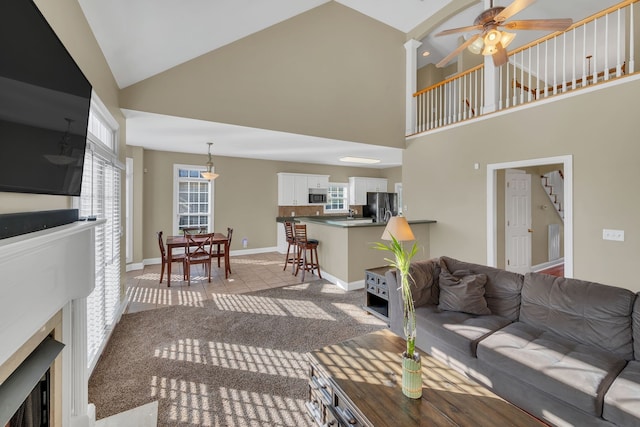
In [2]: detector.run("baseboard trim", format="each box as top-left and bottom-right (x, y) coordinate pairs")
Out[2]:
(126, 262), (144, 272)
(318, 271), (364, 291)
(532, 257), (565, 272)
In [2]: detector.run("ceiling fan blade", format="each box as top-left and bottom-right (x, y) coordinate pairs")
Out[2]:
(492, 43), (509, 67)
(502, 19), (573, 32)
(495, 0), (536, 23)
(435, 24), (483, 37)
(436, 33), (481, 68)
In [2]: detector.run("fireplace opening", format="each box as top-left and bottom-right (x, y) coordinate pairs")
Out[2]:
(5, 370), (50, 427)
(0, 337), (64, 427)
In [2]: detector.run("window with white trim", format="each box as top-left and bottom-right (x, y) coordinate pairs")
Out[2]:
(325, 183), (349, 213)
(78, 99), (122, 373)
(173, 165), (214, 234)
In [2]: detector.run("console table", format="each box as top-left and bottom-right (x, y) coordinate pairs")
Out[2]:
(305, 329), (546, 427)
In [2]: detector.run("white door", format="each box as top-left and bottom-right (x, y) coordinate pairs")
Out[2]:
(505, 170), (532, 274)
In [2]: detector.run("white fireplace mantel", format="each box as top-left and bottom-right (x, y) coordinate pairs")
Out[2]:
(0, 220), (104, 426)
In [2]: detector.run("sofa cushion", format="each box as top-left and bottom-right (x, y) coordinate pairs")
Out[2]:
(477, 322), (627, 416)
(520, 273), (635, 360)
(407, 258), (440, 307)
(633, 293), (640, 360)
(440, 256), (523, 321)
(415, 305), (510, 358)
(438, 266), (490, 315)
(603, 360), (640, 426)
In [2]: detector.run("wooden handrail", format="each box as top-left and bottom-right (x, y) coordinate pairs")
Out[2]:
(414, 63), (483, 97)
(507, 0), (637, 58)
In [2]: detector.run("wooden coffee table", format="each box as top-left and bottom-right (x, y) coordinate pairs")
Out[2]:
(305, 329), (546, 426)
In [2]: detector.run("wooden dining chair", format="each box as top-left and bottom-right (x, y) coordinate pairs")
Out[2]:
(185, 232), (215, 285)
(157, 231), (186, 285)
(212, 227), (233, 273)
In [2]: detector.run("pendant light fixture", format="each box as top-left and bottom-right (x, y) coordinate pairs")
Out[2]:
(200, 142), (219, 180)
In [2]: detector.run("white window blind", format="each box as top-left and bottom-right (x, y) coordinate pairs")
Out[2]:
(79, 100), (122, 372)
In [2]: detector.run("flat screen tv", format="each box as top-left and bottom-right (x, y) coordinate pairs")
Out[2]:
(0, 0), (92, 196)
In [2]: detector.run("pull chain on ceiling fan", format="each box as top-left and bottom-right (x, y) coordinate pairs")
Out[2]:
(435, 0), (572, 68)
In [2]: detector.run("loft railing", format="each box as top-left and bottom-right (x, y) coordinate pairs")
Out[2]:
(411, 0), (637, 135)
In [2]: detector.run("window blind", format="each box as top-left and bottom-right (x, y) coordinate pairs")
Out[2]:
(80, 107), (122, 372)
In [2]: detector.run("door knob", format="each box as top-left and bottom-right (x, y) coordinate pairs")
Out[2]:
(528, 229), (533, 233)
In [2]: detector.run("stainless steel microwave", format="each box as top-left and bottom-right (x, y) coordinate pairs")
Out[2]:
(308, 188), (327, 204)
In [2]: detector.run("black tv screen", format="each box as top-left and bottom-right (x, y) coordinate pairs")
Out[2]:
(0, 0), (92, 196)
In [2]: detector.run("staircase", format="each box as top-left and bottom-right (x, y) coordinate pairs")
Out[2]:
(541, 170), (564, 221)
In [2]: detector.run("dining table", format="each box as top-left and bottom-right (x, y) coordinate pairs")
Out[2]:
(166, 233), (230, 286)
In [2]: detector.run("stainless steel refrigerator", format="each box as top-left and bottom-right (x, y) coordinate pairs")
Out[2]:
(365, 192), (398, 223)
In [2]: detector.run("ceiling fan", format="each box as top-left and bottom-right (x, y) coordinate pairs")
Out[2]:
(435, 0), (572, 68)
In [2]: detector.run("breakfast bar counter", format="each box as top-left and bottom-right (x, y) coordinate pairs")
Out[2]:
(283, 217), (435, 290)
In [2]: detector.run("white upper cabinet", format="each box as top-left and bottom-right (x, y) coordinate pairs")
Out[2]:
(278, 173), (330, 206)
(348, 177), (388, 205)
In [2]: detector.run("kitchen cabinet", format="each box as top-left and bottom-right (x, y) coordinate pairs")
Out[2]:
(278, 173), (330, 206)
(348, 177), (387, 206)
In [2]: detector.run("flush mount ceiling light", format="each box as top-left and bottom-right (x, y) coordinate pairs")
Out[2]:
(339, 156), (381, 164)
(200, 142), (219, 180)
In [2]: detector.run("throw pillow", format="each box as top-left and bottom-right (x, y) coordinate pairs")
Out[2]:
(438, 264), (491, 315)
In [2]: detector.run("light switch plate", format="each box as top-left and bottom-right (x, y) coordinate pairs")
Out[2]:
(603, 229), (625, 241)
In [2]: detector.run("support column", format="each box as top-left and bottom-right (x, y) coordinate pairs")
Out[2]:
(482, 0), (499, 114)
(483, 55), (499, 114)
(404, 39), (422, 135)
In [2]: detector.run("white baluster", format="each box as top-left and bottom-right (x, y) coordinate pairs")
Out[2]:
(593, 19), (598, 84)
(553, 37), (558, 95)
(562, 33), (567, 92)
(617, 8), (622, 77)
(605, 12), (610, 81)
(572, 27), (577, 89)
(527, 48), (532, 102)
(506, 59), (510, 108)
(544, 40), (549, 97)
(499, 66), (503, 110)
(630, 2), (635, 73)
(582, 24), (587, 87)
(536, 43), (540, 100)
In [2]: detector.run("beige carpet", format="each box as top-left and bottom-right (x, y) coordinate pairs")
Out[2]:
(89, 281), (386, 426)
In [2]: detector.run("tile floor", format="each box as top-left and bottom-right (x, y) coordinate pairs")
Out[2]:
(125, 252), (321, 314)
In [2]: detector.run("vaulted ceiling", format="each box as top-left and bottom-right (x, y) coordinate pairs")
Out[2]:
(77, 0), (619, 167)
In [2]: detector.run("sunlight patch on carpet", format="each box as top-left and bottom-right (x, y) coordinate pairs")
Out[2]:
(219, 387), (307, 427)
(151, 376), (213, 426)
(126, 286), (205, 307)
(153, 339), (308, 379)
(211, 294), (335, 320)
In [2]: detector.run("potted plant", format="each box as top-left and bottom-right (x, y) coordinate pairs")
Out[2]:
(373, 216), (422, 399)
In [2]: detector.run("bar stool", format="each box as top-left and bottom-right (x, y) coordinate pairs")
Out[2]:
(294, 224), (322, 282)
(282, 221), (297, 273)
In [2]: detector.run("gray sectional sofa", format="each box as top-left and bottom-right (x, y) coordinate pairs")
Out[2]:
(385, 256), (640, 427)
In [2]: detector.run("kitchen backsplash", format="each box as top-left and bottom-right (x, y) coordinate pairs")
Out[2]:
(278, 206), (364, 217)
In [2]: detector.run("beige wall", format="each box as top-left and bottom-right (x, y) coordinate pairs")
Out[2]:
(120, 2), (406, 149)
(404, 76), (640, 291)
(134, 147), (398, 262)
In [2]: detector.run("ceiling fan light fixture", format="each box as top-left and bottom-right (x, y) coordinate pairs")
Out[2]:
(482, 44), (499, 56)
(467, 37), (484, 55)
(500, 31), (516, 49)
(484, 29), (502, 47)
(201, 142), (219, 180)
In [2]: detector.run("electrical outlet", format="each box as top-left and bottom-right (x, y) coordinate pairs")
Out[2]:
(603, 229), (625, 241)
